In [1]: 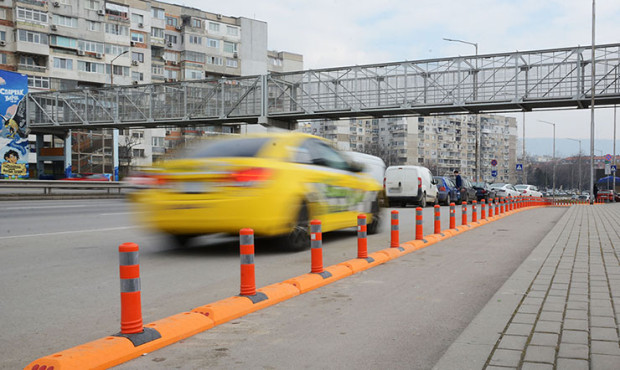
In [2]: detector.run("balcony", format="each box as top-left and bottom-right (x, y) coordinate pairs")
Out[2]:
(16, 0), (47, 7)
(18, 63), (47, 73)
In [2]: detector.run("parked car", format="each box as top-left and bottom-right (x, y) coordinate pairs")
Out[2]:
(515, 184), (543, 197)
(489, 183), (520, 198)
(385, 165), (438, 207)
(472, 181), (497, 202)
(434, 176), (459, 206)
(129, 132), (383, 251)
(459, 177), (478, 204)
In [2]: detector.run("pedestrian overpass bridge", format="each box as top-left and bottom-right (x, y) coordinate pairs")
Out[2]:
(26, 43), (620, 132)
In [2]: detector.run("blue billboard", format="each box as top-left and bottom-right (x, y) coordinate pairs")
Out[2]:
(0, 70), (29, 179)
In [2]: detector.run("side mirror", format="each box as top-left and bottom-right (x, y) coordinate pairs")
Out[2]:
(349, 161), (364, 173)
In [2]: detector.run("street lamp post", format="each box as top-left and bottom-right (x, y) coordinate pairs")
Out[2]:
(539, 120), (556, 203)
(443, 38), (480, 181)
(567, 138), (582, 192)
(110, 50), (128, 87)
(110, 50), (127, 182)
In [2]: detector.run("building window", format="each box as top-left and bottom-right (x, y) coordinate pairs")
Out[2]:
(131, 13), (143, 24)
(87, 21), (101, 32)
(53, 57), (73, 70)
(20, 55), (36, 67)
(151, 27), (164, 39)
(0, 9), (6, 20)
(85, 0), (101, 11)
(132, 149), (145, 157)
(0, 54), (7, 64)
(16, 7), (48, 24)
(131, 32), (144, 43)
(207, 38), (219, 48)
(152, 7), (165, 19)
(131, 52), (144, 62)
(152, 65), (163, 75)
(191, 18), (201, 28)
(105, 44), (129, 56)
(0, 31), (5, 42)
(111, 64), (126, 76)
(78, 40), (104, 53)
(131, 71), (143, 81)
(208, 22), (219, 32)
(165, 34), (177, 44)
(226, 58), (238, 68)
(17, 30), (48, 45)
(28, 76), (50, 89)
(164, 69), (178, 79)
(78, 61), (105, 73)
(184, 51), (204, 63)
(206, 56), (223, 65)
(105, 2), (129, 19)
(223, 41), (237, 53)
(53, 15), (78, 28)
(185, 69), (202, 80)
(166, 16), (178, 27)
(105, 23), (128, 36)
(226, 26), (238, 36)
(50, 35), (78, 49)
(163, 51), (178, 62)
(189, 35), (201, 45)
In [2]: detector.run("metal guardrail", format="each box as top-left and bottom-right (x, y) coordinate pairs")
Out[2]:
(0, 179), (135, 198)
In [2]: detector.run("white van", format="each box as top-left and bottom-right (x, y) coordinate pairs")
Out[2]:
(384, 165), (439, 207)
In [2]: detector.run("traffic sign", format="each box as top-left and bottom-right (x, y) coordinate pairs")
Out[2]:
(516, 163), (523, 171)
(491, 159), (498, 166)
(612, 165), (617, 172)
(605, 163), (611, 175)
(605, 154), (612, 162)
(491, 170), (498, 177)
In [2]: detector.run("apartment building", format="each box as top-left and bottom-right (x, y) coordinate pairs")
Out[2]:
(299, 114), (518, 183)
(1, 0), (302, 176)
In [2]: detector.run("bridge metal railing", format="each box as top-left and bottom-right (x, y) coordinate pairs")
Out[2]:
(0, 179), (134, 199)
(26, 44), (620, 131)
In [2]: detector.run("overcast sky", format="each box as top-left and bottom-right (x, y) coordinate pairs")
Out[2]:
(173, 0), (620, 152)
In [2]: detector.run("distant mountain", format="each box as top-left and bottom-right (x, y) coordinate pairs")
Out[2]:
(521, 138), (620, 158)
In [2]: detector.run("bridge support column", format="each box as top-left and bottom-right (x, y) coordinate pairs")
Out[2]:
(36, 134), (45, 179)
(113, 129), (119, 181)
(64, 130), (72, 178)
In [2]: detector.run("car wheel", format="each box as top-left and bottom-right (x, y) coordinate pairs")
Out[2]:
(277, 202), (310, 251)
(420, 193), (427, 208)
(168, 234), (194, 249)
(367, 196), (381, 235)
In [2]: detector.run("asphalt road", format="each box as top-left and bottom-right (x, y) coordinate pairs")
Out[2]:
(0, 199), (565, 369)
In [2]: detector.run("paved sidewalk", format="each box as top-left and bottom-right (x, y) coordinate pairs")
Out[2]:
(435, 204), (620, 370)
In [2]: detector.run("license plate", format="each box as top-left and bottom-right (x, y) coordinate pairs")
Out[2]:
(179, 182), (207, 193)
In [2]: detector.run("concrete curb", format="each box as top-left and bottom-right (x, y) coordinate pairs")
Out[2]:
(24, 203), (549, 369)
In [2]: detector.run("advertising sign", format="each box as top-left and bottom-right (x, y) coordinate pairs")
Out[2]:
(0, 70), (29, 179)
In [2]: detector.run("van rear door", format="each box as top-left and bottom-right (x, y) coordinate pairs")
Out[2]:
(385, 167), (419, 196)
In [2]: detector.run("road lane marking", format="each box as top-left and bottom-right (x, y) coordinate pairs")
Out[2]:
(0, 226), (139, 240)
(2, 205), (92, 211)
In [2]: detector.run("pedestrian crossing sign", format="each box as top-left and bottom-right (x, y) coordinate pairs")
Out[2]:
(516, 163), (523, 171)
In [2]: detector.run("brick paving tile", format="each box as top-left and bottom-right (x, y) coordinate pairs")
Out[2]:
(562, 319), (588, 331)
(505, 323), (534, 336)
(556, 358), (589, 370)
(513, 313), (538, 325)
(590, 316), (616, 328)
(557, 343), (589, 359)
(497, 335), (528, 351)
(561, 330), (589, 345)
(534, 320), (562, 334)
(539, 311), (563, 322)
(530, 333), (559, 347)
(591, 340), (620, 356)
(590, 327), (619, 342)
(488, 349), (522, 367)
(521, 362), (553, 370)
(523, 345), (556, 364)
(564, 309), (588, 320)
(591, 354), (620, 370)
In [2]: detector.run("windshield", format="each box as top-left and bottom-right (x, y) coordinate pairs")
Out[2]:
(490, 183), (506, 188)
(186, 138), (270, 158)
(515, 185), (527, 190)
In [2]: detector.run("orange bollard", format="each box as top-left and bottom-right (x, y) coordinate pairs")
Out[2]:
(357, 214), (368, 258)
(495, 198), (500, 215)
(500, 198), (505, 214)
(449, 202), (456, 229)
(434, 205), (441, 234)
(488, 198), (494, 217)
(415, 207), (424, 240)
(390, 210), (400, 248)
(461, 202), (468, 226)
(119, 242), (143, 334)
(472, 200), (478, 222)
(481, 199), (486, 219)
(310, 220), (324, 274)
(239, 228), (256, 296)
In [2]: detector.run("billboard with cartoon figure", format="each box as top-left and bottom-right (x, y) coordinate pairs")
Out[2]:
(0, 70), (29, 179)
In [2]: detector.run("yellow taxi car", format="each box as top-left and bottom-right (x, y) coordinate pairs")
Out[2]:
(129, 132), (383, 250)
